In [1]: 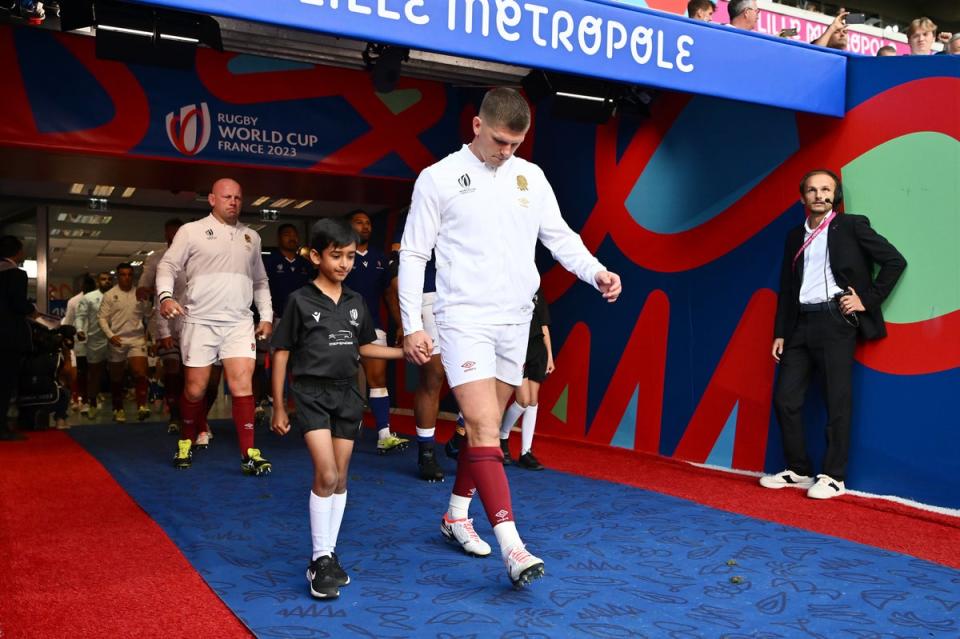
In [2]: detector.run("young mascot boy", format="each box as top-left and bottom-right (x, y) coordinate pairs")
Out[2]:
(271, 218), (403, 600)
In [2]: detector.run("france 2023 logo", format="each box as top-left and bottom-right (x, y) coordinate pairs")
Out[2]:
(165, 102), (212, 156)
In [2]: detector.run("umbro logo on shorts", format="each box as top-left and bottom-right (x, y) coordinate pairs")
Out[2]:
(250, 342), (255, 351)
(461, 361), (476, 371)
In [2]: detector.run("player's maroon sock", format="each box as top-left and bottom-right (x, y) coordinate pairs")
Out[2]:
(232, 395), (256, 457)
(180, 395), (203, 442)
(451, 442), (476, 498)
(463, 446), (514, 526)
(110, 381), (124, 410)
(134, 377), (148, 406)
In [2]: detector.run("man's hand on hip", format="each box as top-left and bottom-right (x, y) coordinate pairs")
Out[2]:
(403, 330), (433, 365)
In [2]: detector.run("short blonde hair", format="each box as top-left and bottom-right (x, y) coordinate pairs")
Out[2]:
(906, 17), (937, 37)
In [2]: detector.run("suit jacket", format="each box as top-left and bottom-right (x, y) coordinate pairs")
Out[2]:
(0, 261), (35, 352)
(774, 213), (906, 341)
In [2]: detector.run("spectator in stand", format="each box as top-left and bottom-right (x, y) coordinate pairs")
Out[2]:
(812, 9), (849, 50)
(727, 0), (759, 31)
(876, 45), (897, 57)
(687, 0), (714, 22)
(938, 32), (959, 55)
(906, 17), (938, 55)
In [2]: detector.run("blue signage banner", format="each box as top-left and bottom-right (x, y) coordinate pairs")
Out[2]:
(131, 0), (846, 116)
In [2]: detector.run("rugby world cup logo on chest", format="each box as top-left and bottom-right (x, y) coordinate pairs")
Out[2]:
(349, 308), (359, 327)
(166, 102), (212, 156)
(458, 173), (475, 194)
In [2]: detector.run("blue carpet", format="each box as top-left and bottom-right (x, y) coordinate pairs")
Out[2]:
(70, 422), (960, 638)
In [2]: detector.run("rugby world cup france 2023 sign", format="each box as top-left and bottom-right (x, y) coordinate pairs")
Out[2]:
(130, 0), (845, 116)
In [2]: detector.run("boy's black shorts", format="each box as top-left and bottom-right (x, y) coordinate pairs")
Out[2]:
(290, 376), (365, 440)
(523, 341), (548, 383)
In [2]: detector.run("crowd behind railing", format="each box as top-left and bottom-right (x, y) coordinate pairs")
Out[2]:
(686, 0), (959, 55)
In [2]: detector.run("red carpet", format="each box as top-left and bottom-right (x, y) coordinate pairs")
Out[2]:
(384, 413), (960, 569)
(0, 431), (251, 639)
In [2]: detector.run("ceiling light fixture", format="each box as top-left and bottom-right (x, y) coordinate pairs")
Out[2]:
(121, 187), (136, 198)
(69, 183), (85, 195)
(252, 196), (271, 206)
(294, 200), (313, 209)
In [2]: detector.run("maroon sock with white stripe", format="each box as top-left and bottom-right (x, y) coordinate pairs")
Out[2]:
(463, 446), (514, 526)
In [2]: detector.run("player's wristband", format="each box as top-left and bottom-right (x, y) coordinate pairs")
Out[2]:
(158, 292), (173, 303)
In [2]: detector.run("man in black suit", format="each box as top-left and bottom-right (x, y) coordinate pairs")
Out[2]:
(0, 236), (37, 441)
(760, 170), (906, 499)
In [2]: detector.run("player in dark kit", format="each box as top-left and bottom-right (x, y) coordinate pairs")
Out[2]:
(271, 218), (403, 600)
(499, 288), (553, 470)
(344, 209), (409, 453)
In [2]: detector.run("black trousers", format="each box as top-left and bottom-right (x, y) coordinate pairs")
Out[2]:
(1, 352), (25, 430)
(773, 309), (858, 481)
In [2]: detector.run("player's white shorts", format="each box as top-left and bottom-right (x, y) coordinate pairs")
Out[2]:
(181, 321), (256, 367)
(371, 328), (388, 347)
(107, 337), (148, 363)
(85, 338), (108, 364)
(436, 322), (527, 389)
(421, 292), (441, 356)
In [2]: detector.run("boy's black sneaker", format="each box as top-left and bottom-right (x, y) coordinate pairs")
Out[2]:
(500, 438), (514, 465)
(418, 446), (445, 482)
(330, 552), (351, 586)
(518, 451), (545, 471)
(306, 555), (341, 598)
(444, 439), (459, 460)
(445, 429), (465, 460)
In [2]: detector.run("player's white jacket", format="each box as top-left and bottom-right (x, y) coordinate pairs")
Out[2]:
(76, 289), (106, 345)
(399, 145), (604, 331)
(156, 213), (272, 326)
(97, 285), (149, 340)
(139, 246), (186, 339)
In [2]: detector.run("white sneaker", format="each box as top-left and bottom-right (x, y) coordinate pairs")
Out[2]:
(440, 514), (491, 557)
(759, 469), (815, 489)
(807, 474), (845, 499)
(195, 431), (211, 448)
(503, 544), (545, 587)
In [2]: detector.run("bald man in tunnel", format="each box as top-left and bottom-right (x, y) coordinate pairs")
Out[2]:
(156, 178), (274, 475)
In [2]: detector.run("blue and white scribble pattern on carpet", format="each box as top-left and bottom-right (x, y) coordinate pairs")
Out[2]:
(71, 423), (960, 639)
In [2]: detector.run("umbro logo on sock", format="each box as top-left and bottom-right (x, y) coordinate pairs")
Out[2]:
(494, 509), (509, 523)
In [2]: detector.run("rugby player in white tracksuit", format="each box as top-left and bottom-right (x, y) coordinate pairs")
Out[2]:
(75, 272), (114, 418)
(97, 262), (151, 421)
(399, 88), (622, 587)
(156, 178), (274, 474)
(137, 218), (213, 437)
